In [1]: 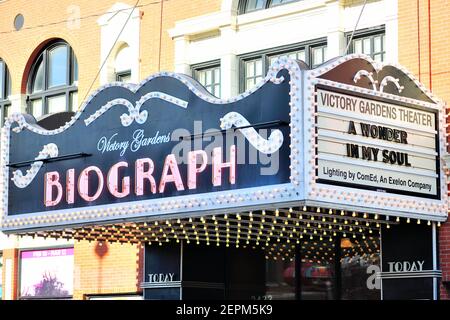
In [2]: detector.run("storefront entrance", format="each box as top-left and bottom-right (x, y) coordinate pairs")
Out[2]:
(140, 211), (440, 301)
(142, 234), (382, 300)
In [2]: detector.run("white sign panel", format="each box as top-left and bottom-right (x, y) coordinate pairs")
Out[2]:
(316, 88), (438, 198)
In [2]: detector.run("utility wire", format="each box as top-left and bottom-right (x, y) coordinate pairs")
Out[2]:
(80, 0), (141, 109)
(0, 0), (164, 35)
(344, 0), (368, 55)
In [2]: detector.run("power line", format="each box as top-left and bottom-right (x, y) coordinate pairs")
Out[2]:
(345, 0), (368, 55)
(80, 0), (141, 108)
(0, 0), (12, 6)
(157, 0), (165, 71)
(0, 0), (165, 35)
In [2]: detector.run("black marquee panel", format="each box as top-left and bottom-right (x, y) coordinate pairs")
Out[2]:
(6, 71), (291, 216)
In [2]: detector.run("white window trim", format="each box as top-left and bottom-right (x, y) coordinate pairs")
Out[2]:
(97, 2), (141, 85)
(169, 0), (398, 99)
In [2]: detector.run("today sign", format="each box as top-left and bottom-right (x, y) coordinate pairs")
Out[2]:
(148, 273), (176, 283)
(387, 260), (425, 273)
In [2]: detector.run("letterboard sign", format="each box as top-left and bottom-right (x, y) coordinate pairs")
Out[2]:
(304, 55), (447, 221)
(316, 87), (438, 198)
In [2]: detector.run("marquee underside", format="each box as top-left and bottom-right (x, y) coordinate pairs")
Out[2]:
(9, 205), (422, 262)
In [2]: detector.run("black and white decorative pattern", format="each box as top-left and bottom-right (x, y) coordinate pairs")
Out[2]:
(84, 92), (189, 127)
(0, 56), (298, 232)
(11, 143), (59, 188)
(220, 112), (284, 154)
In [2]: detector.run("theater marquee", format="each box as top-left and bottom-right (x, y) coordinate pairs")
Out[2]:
(304, 56), (447, 221)
(0, 65), (295, 232)
(0, 55), (447, 233)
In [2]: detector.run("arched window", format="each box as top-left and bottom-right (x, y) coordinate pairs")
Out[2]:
(0, 59), (11, 125)
(27, 41), (78, 119)
(114, 44), (132, 83)
(239, 0), (299, 14)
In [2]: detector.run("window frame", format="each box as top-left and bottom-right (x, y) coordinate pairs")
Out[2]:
(0, 102), (10, 127)
(26, 41), (78, 118)
(114, 44), (132, 83)
(242, 58), (264, 94)
(116, 70), (132, 83)
(238, 38), (327, 92)
(17, 245), (74, 300)
(191, 60), (221, 98)
(346, 25), (386, 62)
(0, 250), (3, 300)
(0, 59), (11, 126)
(238, 0), (300, 14)
(310, 44), (328, 68)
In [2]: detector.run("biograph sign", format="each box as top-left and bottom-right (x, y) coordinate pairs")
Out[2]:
(1, 64), (297, 232)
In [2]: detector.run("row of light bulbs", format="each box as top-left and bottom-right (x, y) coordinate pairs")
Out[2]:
(13, 206), (438, 263)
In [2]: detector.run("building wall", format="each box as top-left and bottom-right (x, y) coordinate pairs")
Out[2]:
(0, 0), (221, 113)
(0, 234), (75, 300)
(73, 241), (142, 300)
(397, 0), (450, 300)
(1, 248), (18, 300)
(0, 0), (398, 301)
(170, 0), (397, 98)
(0, 0), (221, 300)
(0, 235), (142, 300)
(11, 0), (450, 301)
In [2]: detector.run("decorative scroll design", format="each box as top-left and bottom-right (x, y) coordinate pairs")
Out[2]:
(11, 143), (59, 188)
(9, 113), (30, 133)
(353, 70), (404, 94)
(84, 92), (189, 127)
(353, 70), (378, 91)
(219, 112), (284, 154)
(6, 62), (286, 135)
(379, 76), (404, 93)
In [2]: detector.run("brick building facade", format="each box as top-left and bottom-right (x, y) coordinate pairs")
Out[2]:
(0, 0), (223, 300)
(398, 0), (450, 300)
